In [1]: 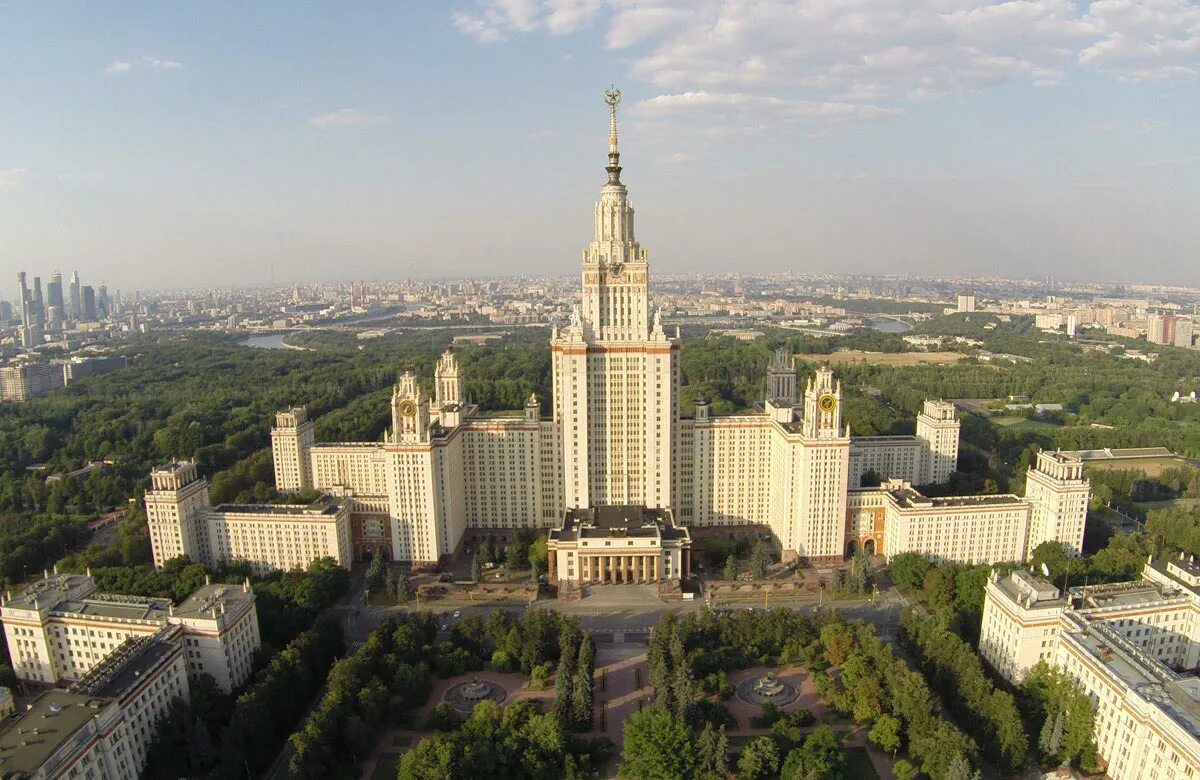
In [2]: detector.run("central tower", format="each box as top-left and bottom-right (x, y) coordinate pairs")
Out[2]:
(552, 88), (680, 510)
(580, 87), (650, 341)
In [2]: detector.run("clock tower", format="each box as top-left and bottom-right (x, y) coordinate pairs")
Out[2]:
(802, 365), (844, 439)
(391, 369), (430, 443)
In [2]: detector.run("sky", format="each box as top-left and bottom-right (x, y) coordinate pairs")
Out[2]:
(1, 1), (1199, 292)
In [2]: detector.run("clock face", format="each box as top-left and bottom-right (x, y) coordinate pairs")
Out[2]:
(398, 400), (417, 418)
(818, 394), (837, 413)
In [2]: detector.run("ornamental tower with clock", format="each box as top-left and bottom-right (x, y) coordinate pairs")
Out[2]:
(391, 369), (430, 444)
(551, 88), (681, 511)
(802, 365), (844, 438)
(794, 365), (851, 561)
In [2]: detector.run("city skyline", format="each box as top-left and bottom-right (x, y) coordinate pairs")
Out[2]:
(2, 2), (1198, 290)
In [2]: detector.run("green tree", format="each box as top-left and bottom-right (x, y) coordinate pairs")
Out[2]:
(892, 758), (917, 780)
(363, 546), (394, 597)
(723, 554), (738, 581)
(528, 536), (549, 570)
(394, 570), (414, 604)
(572, 634), (595, 730)
(736, 736), (780, 780)
(868, 713), (902, 758)
(888, 552), (933, 590)
(471, 550), (484, 583)
(620, 707), (696, 780)
(780, 725), (843, 780)
(749, 542), (769, 579)
(696, 722), (729, 779)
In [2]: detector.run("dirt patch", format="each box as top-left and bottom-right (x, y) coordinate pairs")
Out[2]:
(797, 351), (964, 366)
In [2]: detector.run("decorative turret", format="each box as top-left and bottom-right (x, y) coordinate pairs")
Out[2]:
(525, 392), (541, 423)
(391, 369), (431, 443)
(801, 365), (844, 439)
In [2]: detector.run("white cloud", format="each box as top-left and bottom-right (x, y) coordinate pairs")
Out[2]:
(635, 91), (904, 123)
(1079, 0), (1200, 81)
(450, 0), (1200, 132)
(103, 57), (184, 76)
(452, 0), (603, 41)
(0, 168), (29, 191)
(309, 108), (384, 127)
(142, 56), (184, 70)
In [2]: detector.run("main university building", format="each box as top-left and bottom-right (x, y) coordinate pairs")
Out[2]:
(144, 92), (1089, 583)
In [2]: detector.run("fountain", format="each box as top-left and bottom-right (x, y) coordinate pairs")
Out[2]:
(735, 670), (798, 707)
(444, 675), (508, 714)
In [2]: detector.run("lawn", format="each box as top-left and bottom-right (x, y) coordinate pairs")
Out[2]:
(842, 746), (883, 780)
(990, 416), (1062, 430)
(369, 753), (401, 780)
(1086, 456), (1193, 477)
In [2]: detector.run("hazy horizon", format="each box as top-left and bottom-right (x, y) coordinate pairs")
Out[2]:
(2, 1), (1198, 292)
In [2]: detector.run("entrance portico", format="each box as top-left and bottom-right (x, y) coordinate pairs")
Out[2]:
(547, 505), (691, 586)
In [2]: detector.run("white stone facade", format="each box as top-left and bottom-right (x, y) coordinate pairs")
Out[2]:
(980, 560), (1200, 779)
(122, 96), (1100, 575)
(1, 572), (261, 694)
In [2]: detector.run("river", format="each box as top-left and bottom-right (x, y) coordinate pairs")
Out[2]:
(240, 333), (293, 350)
(870, 317), (913, 334)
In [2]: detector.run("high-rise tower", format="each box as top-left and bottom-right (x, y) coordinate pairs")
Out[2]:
(68, 271), (81, 321)
(551, 88), (681, 509)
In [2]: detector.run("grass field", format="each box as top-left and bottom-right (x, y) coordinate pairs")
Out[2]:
(797, 351), (964, 367)
(1085, 457), (1194, 478)
(990, 416), (1063, 431)
(842, 747), (883, 780)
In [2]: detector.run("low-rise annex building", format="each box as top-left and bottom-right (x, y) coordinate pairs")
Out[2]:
(547, 505), (692, 585)
(980, 558), (1200, 779)
(145, 459), (352, 573)
(0, 570), (260, 693)
(845, 450), (1090, 563)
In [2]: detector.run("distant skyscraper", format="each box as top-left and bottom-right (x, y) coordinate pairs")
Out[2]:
(16, 272), (33, 346)
(47, 272), (64, 312)
(31, 276), (45, 330)
(82, 285), (97, 321)
(46, 274), (64, 331)
(69, 271), (81, 321)
(97, 285), (109, 319)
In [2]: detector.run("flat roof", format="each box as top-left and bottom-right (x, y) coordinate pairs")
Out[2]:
(212, 494), (345, 516)
(994, 570), (1066, 611)
(0, 691), (115, 776)
(55, 596), (169, 622)
(2, 573), (96, 611)
(71, 634), (180, 700)
(551, 505), (689, 543)
(1069, 623), (1200, 740)
(174, 582), (253, 619)
(1075, 581), (1179, 610)
(151, 460), (194, 474)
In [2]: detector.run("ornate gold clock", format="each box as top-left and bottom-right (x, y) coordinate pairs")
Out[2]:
(398, 400), (417, 418)
(818, 394), (837, 413)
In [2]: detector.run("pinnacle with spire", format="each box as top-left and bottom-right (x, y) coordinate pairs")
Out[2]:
(603, 85), (623, 185)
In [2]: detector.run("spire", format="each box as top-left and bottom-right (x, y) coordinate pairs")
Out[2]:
(603, 86), (622, 185)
